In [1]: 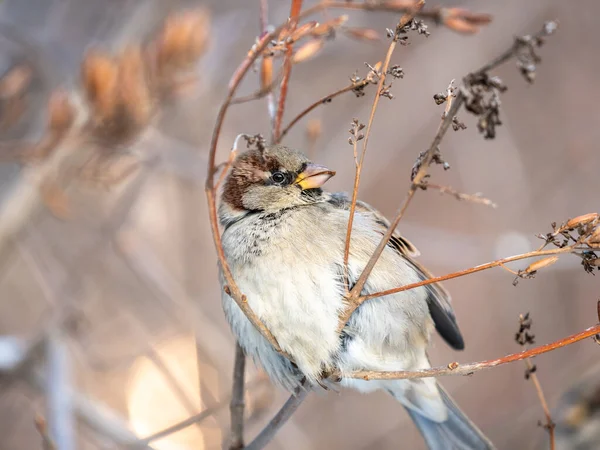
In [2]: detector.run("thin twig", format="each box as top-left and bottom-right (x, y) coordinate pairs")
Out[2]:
(272, 0), (303, 143)
(418, 182), (498, 208)
(360, 245), (580, 302)
(35, 416), (57, 450)
(277, 80), (368, 142)
(342, 323), (600, 380)
(229, 343), (246, 450)
(342, 2), (424, 308)
(45, 330), (75, 450)
(133, 377), (267, 447)
(244, 387), (309, 450)
(525, 359), (556, 450)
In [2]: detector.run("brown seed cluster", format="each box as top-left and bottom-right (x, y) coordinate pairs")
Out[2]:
(1, 8), (210, 169)
(0, 63), (33, 129)
(82, 8), (211, 146)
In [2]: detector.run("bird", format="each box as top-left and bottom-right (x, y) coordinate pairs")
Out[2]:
(219, 144), (494, 449)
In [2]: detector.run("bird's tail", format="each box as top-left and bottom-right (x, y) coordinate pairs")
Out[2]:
(402, 384), (495, 450)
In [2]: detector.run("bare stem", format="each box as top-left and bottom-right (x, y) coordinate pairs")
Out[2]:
(278, 81), (367, 142)
(360, 245), (578, 302)
(418, 182), (497, 208)
(342, 2), (424, 311)
(525, 359), (556, 450)
(272, 0), (303, 143)
(244, 386), (309, 450)
(229, 344), (246, 450)
(342, 323), (600, 380)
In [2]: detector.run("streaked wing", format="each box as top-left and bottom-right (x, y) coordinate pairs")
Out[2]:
(328, 192), (465, 350)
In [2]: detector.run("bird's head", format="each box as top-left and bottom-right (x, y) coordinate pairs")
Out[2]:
(221, 144), (335, 213)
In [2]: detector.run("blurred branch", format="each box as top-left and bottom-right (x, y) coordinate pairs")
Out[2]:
(229, 343), (246, 450)
(45, 330), (75, 450)
(245, 386), (309, 450)
(132, 376), (270, 448)
(341, 323), (600, 380)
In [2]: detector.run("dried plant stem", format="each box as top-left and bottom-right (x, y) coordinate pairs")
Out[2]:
(244, 387), (309, 450)
(524, 359), (556, 450)
(272, 0), (303, 142)
(342, 2), (424, 307)
(343, 129), (361, 291)
(339, 21), (555, 329)
(360, 245), (578, 302)
(278, 80), (368, 142)
(418, 182), (497, 208)
(343, 323), (600, 380)
(229, 343), (246, 450)
(205, 25), (290, 356)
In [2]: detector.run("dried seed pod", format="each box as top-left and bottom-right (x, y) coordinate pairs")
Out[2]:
(524, 256), (559, 274)
(311, 16), (348, 37)
(443, 17), (480, 34)
(47, 89), (75, 133)
(289, 21), (319, 42)
(81, 50), (119, 122)
(155, 9), (210, 73)
(386, 0), (422, 8)
(118, 45), (153, 127)
(292, 39), (324, 64)
(343, 27), (381, 42)
(306, 119), (321, 142)
(0, 64), (32, 99)
(566, 213), (599, 229)
(588, 228), (600, 244)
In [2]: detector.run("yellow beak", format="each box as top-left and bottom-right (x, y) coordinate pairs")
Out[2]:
(294, 163), (336, 190)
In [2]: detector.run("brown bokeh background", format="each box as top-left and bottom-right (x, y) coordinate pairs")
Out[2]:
(1, 0), (599, 449)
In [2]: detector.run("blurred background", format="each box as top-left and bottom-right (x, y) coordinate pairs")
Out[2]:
(0, 0), (599, 449)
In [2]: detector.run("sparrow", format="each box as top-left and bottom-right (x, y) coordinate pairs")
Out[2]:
(219, 144), (494, 449)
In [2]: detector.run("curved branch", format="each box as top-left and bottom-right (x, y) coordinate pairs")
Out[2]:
(343, 323), (600, 380)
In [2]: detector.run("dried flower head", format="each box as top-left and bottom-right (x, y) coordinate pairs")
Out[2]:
(343, 27), (381, 42)
(47, 90), (75, 134)
(155, 8), (210, 73)
(292, 39), (325, 64)
(515, 312), (535, 346)
(81, 50), (119, 124)
(524, 256), (559, 274)
(117, 45), (153, 128)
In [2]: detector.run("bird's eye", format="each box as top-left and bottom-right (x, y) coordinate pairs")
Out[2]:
(271, 171), (286, 184)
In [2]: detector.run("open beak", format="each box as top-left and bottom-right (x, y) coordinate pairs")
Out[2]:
(294, 163), (336, 190)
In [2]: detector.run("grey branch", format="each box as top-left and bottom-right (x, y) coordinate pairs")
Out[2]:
(244, 387), (309, 450)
